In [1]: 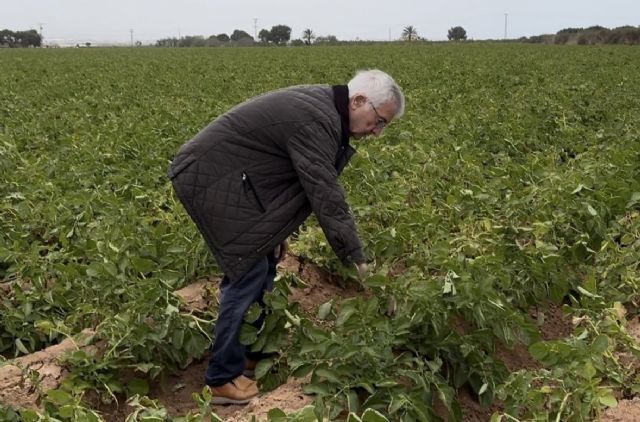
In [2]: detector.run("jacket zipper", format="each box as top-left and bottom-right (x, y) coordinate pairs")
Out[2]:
(242, 171), (266, 213)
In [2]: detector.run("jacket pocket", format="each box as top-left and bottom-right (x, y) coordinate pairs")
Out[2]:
(196, 169), (264, 249)
(242, 171), (266, 213)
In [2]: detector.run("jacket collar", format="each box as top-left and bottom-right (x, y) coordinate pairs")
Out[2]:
(332, 85), (350, 147)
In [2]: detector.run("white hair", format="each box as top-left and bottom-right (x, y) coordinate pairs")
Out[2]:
(347, 69), (405, 118)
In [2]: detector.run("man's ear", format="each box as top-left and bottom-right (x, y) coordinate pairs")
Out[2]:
(350, 94), (367, 109)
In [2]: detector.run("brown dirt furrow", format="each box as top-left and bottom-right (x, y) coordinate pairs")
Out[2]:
(601, 317), (640, 422)
(0, 329), (95, 409)
(222, 376), (312, 422)
(150, 254), (335, 420)
(602, 397), (640, 422)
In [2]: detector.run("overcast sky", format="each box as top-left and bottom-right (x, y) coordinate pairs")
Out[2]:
(3, 0), (638, 45)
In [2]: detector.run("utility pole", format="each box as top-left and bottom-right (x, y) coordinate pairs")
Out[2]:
(504, 13), (508, 39)
(389, 27), (391, 42)
(253, 18), (258, 40)
(38, 23), (44, 46)
(130, 29), (134, 47)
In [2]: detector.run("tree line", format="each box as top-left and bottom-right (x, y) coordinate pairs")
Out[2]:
(520, 25), (640, 45)
(5, 24), (638, 48)
(157, 24), (471, 48)
(0, 29), (42, 47)
(155, 25), (340, 47)
(155, 25), (344, 47)
(401, 25), (467, 41)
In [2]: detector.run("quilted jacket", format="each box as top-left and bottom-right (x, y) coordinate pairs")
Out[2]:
(167, 84), (365, 281)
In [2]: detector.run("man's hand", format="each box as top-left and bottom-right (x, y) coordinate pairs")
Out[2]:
(274, 239), (288, 262)
(355, 262), (369, 280)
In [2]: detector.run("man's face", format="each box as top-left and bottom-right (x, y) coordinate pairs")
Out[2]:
(348, 94), (396, 139)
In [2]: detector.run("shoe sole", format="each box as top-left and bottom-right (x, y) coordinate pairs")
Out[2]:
(211, 396), (254, 405)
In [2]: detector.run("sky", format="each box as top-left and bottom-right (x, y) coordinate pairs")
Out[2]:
(2, 0), (638, 45)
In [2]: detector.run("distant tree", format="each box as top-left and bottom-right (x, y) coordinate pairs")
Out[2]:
(586, 25), (608, 31)
(7, 30), (42, 47)
(269, 25), (291, 45)
(315, 34), (338, 44)
(85, 42), (91, 47)
(447, 26), (467, 41)
(291, 39), (305, 46)
(0, 29), (16, 47)
(205, 36), (222, 47)
(179, 35), (206, 47)
(402, 26), (418, 41)
(258, 29), (271, 43)
(554, 32), (571, 44)
(156, 37), (179, 47)
(607, 26), (640, 44)
(236, 37), (255, 46)
(302, 28), (315, 45)
(557, 27), (583, 34)
(216, 33), (230, 42)
(135, 40), (142, 47)
(230, 29), (253, 42)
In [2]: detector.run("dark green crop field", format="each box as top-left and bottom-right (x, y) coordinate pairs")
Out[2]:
(1, 44), (640, 421)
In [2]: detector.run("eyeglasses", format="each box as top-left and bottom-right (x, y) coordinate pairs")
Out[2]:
(368, 101), (388, 129)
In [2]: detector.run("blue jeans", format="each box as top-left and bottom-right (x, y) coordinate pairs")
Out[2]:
(204, 252), (278, 386)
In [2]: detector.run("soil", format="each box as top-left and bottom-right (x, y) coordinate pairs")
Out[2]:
(0, 330), (96, 409)
(601, 317), (640, 422)
(0, 254), (611, 421)
(602, 397), (640, 422)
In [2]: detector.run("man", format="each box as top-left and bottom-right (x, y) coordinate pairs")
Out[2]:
(167, 69), (405, 404)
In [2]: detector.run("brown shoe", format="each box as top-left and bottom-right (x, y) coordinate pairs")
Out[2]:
(209, 375), (259, 405)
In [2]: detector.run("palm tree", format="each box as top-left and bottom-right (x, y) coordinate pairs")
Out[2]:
(402, 26), (418, 42)
(302, 28), (315, 45)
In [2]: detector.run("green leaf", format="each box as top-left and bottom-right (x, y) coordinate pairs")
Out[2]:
(581, 362), (596, 380)
(361, 408), (389, 422)
(528, 342), (549, 361)
(346, 389), (359, 414)
(239, 324), (259, 345)
(292, 363), (313, 378)
(478, 383), (488, 395)
(128, 378), (149, 396)
(267, 408), (287, 422)
(317, 300), (333, 320)
(46, 389), (73, 405)
(314, 396), (325, 421)
(172, 328), (184, 348)
(591, 335), (609, 355)
(364, 274), (388, 287)
(245, 303), (262, 323)
(58, 405), (75, 418)
(336, 305), (356, 327)
(577, 286), (599, 298)
(346, 413), (362, 422)
(599, 392), (618, 407)
(255, 358), (274, 380)
(315, 367), (341, 384)
(131, 257), (155, 273)
(292, 406), (318, 422)
(303, 383), (333, 395)
(15, 338), (29, 354)
(269, 294), (289, 310)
